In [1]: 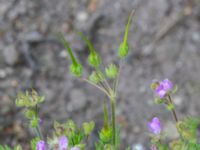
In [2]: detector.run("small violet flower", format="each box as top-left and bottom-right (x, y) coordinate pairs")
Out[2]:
(36, 140), (46, 150)
(148, 117), (161, 135)
(59, 136), (68, 150)
(151, 145), (158, 150)
(155, 79), (173, 98)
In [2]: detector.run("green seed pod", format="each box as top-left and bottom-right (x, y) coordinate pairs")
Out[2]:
(89, 71), (105, 84)
(105, 63), (118, 79)
(99, 127), (113, 143)
(59, 33), (83, 77)
(88, 52), (101, 67)
(118, 10), (134, 58)
(70, 63), (83, 77)
(78, 31), (101, 67)
(118, 42), (129, 58)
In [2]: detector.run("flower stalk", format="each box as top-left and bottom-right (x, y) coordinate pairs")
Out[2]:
(167, 95), (178, 123)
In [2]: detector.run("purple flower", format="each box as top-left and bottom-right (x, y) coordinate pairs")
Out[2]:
(151, 145), (157, 150)
(59, 136), (68, 150)
(155, 79), (173, 98)
(36, 140), (46, 150)
(148, 117), (161, 135)
(70, 147), (80, 150)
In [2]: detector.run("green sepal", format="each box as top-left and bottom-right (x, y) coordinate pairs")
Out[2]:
(166, 103), (175, 111)
(82, 121), (95, 135)
(105, 63), (118, 79)
(30, 117), (39, 128)
(151, 81), (159, 91)
(25, 109), (36, 119)
(89, 71), (105, 84)
(154, 97), (164, 104)
(70, 63), (83, 77)
(99, 127), (113, 143)
(118, 42), (129, 58)
(88, 52), (101, 67)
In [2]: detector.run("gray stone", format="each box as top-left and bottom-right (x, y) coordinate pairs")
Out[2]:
(68, 89), (87, 111)
(3, 45), (19, 66)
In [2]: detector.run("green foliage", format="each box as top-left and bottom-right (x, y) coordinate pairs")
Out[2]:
(16, 90), (44, 107)
(52, 119), (93, 149)
(15, 90), (44, 129)
(176, 117), (200, 143)
(105, 64), (118, 79)
(0, 145), (22, 150)
(31, 137), (40, 150)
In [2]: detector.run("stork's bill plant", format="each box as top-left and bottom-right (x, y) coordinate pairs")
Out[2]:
(1, 10), (200, 150)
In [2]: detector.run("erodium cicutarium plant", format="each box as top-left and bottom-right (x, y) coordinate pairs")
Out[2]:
(1, 10), (200, 150)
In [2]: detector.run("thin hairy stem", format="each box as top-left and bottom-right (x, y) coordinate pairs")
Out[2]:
(95, 67), (113, 94)
(81, 78), (110, 96)
(114, 60), (122, 93)
(168, 95), (178, 122)
(111, 98), (116, 148)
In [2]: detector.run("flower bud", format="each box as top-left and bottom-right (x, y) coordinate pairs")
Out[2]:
(88, 52), (101, 67)
(105, 63), (118, 79)
(70, 63), (83, 77)
(36, 140), (46, 150)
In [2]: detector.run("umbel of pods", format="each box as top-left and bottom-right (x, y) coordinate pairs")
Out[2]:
(59, 10), (135, 150)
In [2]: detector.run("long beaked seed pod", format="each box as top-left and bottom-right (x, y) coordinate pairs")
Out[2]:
(58, 33), (83, 77)
(78, 31), (101, 67)
(118, 10), (135, 58)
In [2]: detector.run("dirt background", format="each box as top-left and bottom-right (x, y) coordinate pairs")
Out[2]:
(1, 0), (200, 149)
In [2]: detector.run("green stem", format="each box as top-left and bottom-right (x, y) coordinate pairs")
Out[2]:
(168, 95), (178, 123)
(111, 98), (116, 147)
(36, 125), (43, 139)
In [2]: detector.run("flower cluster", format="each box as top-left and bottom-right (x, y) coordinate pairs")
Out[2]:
(36, 136), (80, 150)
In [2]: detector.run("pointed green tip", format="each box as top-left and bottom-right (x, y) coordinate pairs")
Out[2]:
(58, 32), (78, 65)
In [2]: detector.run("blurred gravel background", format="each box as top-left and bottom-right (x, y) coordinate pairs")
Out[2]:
(1, 0), (200, 149)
